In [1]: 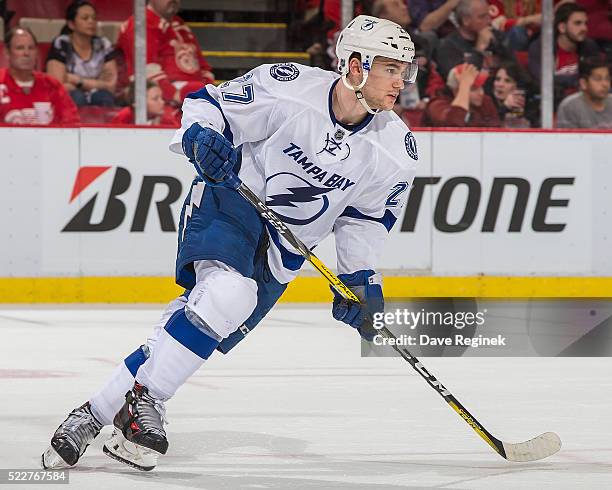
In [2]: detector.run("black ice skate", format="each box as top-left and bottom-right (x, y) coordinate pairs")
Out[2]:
(103, 382), (168, 471)
(41, 402), (103, 469)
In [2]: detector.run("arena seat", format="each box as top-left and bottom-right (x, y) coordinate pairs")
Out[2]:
(37, 42), (51, 71)
(98, 21), (122, 44)
(401, 109), (425, 128)
(18, 18), (65, 44)
(78, 106), (122, 124)
(515, 51), (529, 70)
(7, 0), (132, 22)
(19, 17), (123, 46)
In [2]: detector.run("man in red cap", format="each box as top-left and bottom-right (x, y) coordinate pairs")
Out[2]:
(423, 63), (500, 126)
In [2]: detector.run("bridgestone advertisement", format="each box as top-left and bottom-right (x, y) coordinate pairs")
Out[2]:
(1, 128), (609, 277)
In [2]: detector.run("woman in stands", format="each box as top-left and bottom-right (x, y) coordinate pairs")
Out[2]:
(485, 61), (539, 127)
(46, 0), (117, 107)
(112, 80), (179, 127)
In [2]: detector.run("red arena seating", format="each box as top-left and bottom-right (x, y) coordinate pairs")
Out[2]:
(7, 0), (133, 22)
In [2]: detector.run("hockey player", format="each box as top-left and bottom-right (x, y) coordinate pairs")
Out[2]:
(42, 15), (419, 471)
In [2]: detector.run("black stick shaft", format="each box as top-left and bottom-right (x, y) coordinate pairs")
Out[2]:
(235, 180), (505, 458)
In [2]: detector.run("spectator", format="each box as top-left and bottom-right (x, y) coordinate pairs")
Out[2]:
(46, 0), (117, 107)
(112, 80), (179, 126)
(488, 0), (542, 51)
(371, 0), (413, 28)
(556, 58), (612, 128)
(436, 0), (515, 77)
(422, 63), (501, 126)
(528, 3), (600, 104)
(577, 0), (612, 63)
(0, 27), (79, 125)
(287, 0), (337, 69)
(409, 0), (460, 39)
(486, 60), (539, 126)
(117, 0), (215, 106)
(371, 0), (445, 58)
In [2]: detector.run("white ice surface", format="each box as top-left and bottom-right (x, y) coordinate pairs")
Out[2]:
(0, 306), (610, 489)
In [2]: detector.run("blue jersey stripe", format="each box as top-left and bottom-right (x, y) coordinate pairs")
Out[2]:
(265, 224), (305, 271)
(339, 206), (397, 232)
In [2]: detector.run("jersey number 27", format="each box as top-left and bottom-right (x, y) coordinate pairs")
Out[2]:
(221, 84), (254, 105)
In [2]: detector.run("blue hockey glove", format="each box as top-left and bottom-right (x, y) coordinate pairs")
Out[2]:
(182, 123), (239, 188)
(331, 270), (384, 341)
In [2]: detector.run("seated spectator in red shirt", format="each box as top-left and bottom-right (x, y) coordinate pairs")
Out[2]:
(46, 0), (118, 108)
(117, 0), (215, 106)
(422, 63), (501, 126)
(0, 27), (79, 125)
(528, 3), (600, 106)
(112, 80), (179, 126)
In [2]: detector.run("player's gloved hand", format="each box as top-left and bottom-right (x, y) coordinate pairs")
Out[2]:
(331, 270), (383, 341)
(182, 123), (239, 188)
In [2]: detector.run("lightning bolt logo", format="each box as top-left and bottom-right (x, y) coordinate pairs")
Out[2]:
(267, 186), (332, 208)
(265, 172), (334, 225)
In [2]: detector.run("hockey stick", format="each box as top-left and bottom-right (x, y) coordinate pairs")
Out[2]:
(229, 176), (561, 462)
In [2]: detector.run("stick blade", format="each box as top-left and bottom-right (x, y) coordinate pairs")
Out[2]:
(502, 432), (561, 462)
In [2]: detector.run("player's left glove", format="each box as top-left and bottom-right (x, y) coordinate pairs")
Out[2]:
(331, 269), (383, 341)
(181, 123), (239, 188)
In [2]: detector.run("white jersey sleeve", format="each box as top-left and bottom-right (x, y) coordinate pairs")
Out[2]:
(333, 127), (418, 274)
(169, 65), (283, 153)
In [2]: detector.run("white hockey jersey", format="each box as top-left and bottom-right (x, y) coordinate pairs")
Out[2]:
(170, 63), (418, 284)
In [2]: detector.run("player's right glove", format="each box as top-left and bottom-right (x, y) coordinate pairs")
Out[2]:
(182, 123), (239, 188)
(331, 269), (383, 342)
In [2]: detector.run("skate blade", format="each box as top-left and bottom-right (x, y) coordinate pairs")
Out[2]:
(103, 430), (159, 471)
(41, 445), (71, 469)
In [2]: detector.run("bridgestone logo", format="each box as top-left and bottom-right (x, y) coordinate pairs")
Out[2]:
(400, 176), (574, 233)
(62, 167), (183, 232)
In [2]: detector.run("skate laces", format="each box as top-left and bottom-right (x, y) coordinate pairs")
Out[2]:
(153, 398), (168, 426)
(136, 387), (169, 430)
(58, 404), (102, 454)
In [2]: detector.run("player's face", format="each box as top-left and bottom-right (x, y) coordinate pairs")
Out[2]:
(561, 13), (588, 43)
(493, 68), (517, 101)
(363, 57), (409, 111)
(8, 31), (37, 73)
(149, 0), (180, 20)
(581, 67), (611, 100)
(147, 86), (165, 117)
(70, 4), (97, 37)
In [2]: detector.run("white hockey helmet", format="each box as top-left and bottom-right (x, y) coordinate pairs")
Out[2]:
(336, 15), (418, 86)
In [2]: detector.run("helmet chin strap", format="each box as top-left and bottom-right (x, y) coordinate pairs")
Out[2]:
(341, 71), (381, 115)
